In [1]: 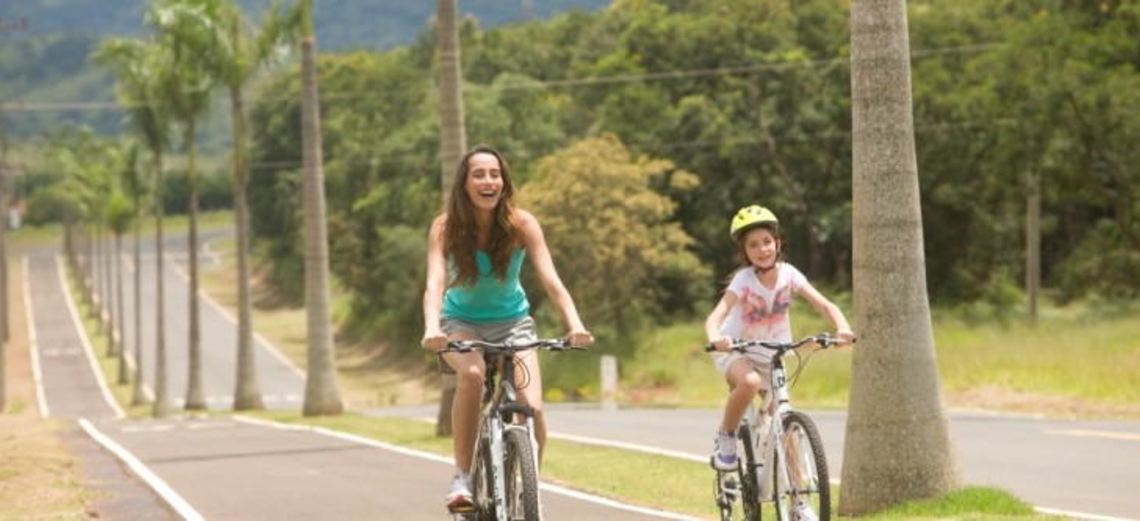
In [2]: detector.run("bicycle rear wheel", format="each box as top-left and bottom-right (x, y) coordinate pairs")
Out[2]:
(776, 411), (830, 521)
(503, 428), (541, 521)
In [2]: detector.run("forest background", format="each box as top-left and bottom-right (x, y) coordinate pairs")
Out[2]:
(6, 0), (1140, 407)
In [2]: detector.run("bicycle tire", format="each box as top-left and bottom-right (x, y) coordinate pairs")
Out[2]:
(503, 428), (541, 521)
(774, 411), (830, 521)
(471, 436), (495, 520)
(736, 423), (761, 521)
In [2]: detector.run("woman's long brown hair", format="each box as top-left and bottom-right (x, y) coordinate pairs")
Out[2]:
(443, 145), (519, 287)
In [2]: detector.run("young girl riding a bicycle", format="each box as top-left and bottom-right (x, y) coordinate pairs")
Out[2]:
(705, 205), (855, 520)
(422, 145), (594, 513)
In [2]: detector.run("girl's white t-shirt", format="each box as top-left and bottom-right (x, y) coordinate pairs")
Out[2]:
(719, 263), (808, 353)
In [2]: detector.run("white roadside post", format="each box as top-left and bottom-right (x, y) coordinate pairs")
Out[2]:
(600, 354), (618, 411)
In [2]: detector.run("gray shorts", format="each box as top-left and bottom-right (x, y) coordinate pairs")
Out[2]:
(711, 352), (772, 389)
(440, 315), (538, 344)
(438, 316), (538, 374)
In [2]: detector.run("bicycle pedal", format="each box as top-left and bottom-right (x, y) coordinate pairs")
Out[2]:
(447, 502), (476, 515)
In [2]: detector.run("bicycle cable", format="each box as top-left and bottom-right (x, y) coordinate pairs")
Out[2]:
(514, 354), (534, 390)
(786, 348), (816, 389)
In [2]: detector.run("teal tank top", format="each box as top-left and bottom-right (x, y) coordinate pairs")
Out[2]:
(442, 249), (530, 322)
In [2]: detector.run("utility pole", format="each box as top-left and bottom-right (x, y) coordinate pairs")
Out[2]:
(0, 14), (30, 414)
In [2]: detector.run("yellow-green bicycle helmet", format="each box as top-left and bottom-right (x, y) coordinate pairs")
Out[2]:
(730, 205), (779, 241)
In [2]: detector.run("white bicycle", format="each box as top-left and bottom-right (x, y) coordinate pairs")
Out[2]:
(706, 333), (849, 521)
(441, 338), (582, 521)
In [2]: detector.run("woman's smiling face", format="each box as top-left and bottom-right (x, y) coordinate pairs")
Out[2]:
(464, 152), (504, 212)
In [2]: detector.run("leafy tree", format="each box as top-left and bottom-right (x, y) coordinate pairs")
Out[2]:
(519, 135), (708, 347)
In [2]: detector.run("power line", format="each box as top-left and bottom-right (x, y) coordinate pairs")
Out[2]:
(0, 42), (1002, 113)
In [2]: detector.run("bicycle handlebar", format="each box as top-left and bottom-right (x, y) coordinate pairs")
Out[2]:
(703, 333), (855, 353)
(438, 338), (586, 354)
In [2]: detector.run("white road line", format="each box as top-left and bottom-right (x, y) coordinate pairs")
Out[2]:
(1047, 429), (1140, 443)
(57, 254), (125, 419)
(168, 252), (305, 379)
(24, 256), (49, 418)
(547, 431), (707, 463)
(232, 415), (695, 520)
(1034, 506), (1136, 521)
(78, 418), (205, 521)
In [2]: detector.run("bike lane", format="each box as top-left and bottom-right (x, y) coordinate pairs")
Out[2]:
(25, 253), (175, 519)
(84, 415), (685, 520)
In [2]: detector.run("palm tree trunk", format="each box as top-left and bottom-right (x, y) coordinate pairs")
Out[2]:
(299, 7), (343, 415)
(184, 123), (206, 411)
(116, 232), (128, 384)
(839, 0), (958, 514)
(131, 199), (147, 406)
(153, 150), (171, 418)
(231, 84), (263, 411)
(434, 0), (467, 438)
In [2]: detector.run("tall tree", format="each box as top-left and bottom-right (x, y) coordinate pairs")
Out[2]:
(840, 0), (958, 514)
(299, 0), (343, 416)
(150, 0), (224, 411)
(199, 0), (298, 411)
(434, 0), (466, 437)
(92, 37), (173, 414)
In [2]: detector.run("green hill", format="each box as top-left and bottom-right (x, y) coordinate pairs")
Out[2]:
(0, 0), (611, 141)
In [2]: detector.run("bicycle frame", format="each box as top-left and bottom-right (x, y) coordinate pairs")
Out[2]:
(739, 347), (796, 517)
(471, 351), (540, 521)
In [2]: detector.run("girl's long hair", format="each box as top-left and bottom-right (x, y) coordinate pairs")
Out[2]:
(443, 145), (519, 287)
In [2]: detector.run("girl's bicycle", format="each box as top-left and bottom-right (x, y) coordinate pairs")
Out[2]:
(705, 333), (848, 521)
(441, 338), (582, 521)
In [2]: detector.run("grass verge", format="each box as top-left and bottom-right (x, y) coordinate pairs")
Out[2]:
(2, 257), (93, 517)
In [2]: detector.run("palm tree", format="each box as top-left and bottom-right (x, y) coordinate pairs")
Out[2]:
(120, 143), (151, 403)
(434, 0), (466, 437)
(298, 0), (343, 416)
(108, 188), (133, 386)
(201, 0), (298, 411)
(149, 0), (226, 411)
(92, 37), (173, 414)
(839, 0), (959, 514)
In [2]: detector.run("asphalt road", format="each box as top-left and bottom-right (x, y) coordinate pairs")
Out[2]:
(83, 416), (679, 520)
(101, 230), (305, 410)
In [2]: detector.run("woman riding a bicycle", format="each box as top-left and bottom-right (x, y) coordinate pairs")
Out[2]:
(705, 205), (854, 520)
(422, 145), (594, 513)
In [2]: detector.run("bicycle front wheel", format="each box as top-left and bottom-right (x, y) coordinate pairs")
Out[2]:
(471, 436), (495, 520)
(777, 411), (830, 521)
(736, 423), (761, 521)
(503, 428), (541, 521)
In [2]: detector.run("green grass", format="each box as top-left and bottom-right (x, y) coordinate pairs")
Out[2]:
(616, 298), (1140, 417)
(863, 487), (1041, 520)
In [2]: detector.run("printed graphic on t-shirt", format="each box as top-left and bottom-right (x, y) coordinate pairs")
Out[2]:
(739, 286), (794, 337)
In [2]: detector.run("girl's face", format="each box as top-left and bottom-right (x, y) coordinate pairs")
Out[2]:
(742, 227), (780, 270)
(464, 152), (504, 212)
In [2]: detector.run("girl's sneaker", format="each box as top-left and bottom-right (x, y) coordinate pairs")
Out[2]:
(792, 500), (819, 521)
(712, 431), (738, 470)
(446, 474), (474, 513)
